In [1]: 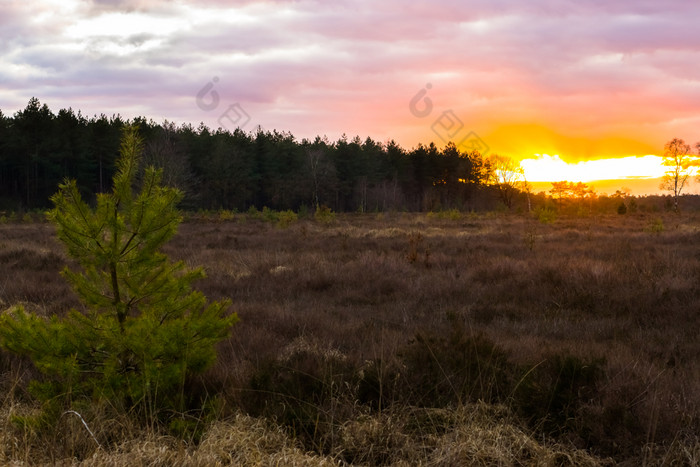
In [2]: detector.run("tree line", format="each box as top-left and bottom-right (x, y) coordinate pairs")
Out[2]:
(2, 98), (696, 215)
(0, 98), (503, 213)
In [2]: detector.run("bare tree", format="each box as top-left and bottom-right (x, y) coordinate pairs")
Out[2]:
(487, 154), (527, 209)
(660, 138), (698, 213)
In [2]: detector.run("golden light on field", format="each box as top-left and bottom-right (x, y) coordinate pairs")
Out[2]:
(520, 154), (665, 183)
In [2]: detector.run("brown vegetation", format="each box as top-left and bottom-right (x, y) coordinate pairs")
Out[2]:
(1, 211), (700, 465)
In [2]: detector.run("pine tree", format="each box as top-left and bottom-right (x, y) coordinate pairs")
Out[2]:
(0, 125), (237, 424)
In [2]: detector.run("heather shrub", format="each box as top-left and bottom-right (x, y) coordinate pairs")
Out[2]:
(397, 328), (515, 407)
(513, 354), (605, 437)
(246, 337), (355, 452)
(355, 358), (401, 411)
(405, 232), (424, 264)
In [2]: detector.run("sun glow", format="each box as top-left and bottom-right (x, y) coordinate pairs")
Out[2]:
(520, 154), (665, 183)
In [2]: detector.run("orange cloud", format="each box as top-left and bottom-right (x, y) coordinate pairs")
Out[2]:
(481, 124), (659, 162)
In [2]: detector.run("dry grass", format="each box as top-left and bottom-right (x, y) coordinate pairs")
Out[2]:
(78, 414), (341, 466)
(334, 403), (610, 466)
(0, 401), (613, 466)
(1, 211), (700, 464)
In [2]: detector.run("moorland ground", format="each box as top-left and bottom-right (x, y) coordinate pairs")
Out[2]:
(0, 211), (699, 465)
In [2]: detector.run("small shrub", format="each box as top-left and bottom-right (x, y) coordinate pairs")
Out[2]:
(446, 208), (461, 220)
(356, 358), (401, 411)
(534, 206), (556, 224)
(617, 202), (627, 215)
(247, 337), (355, 452)
(247, 205), (260, 219)
(405, 232), (429, 265)
(262, 206), (278, 223)
(297, 204), (310, 219)
(314, 205), (336, 225)
(218, 209), (235, 221)
(523, 227), (537, 251)
(513, 354), (605, 437)
(397, 328), (515, 407)
(276, 210), (298, 228)
(647, 217), (664, 234)
(0, 126), (237, 430)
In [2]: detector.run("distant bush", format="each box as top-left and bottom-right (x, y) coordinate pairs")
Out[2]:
(277, 210), (298, 228)
(247, 205), (261, 219)
(218, 209), (235, 221)
(534, 206), (556, 224)
(647, 217), (664, 234)
(617, 202), (627, 215)
(427, 209), (462, 220)
(297, 204), (310, 219)
(314, 205), (336, 225)
(262, 206), (278, 223)
(445, 209), (462, 220)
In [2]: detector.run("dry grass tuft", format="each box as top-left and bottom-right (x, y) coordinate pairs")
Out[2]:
(426, 404), (609, 466)
(333, 403), (611, 466)
(193, 415), (340, 466)
(76, 415), (340, 466)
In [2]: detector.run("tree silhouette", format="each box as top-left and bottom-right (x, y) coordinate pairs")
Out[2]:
(487, 154), (527, 209)
(660, 138), (698, 213)
(0, 99), (505, 213)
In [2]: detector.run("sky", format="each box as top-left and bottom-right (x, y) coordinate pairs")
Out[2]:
(2, 0), (700, 191)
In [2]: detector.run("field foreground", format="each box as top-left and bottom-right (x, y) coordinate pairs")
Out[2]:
(1, 212), (699, 465)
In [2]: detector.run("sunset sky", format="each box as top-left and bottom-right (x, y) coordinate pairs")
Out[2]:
(2, 0), (700, 193)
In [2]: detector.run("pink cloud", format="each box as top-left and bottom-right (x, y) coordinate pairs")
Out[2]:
(1, 0), (699, 158)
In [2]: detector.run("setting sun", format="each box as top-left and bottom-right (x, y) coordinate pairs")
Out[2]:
(520, 154), (666, 183)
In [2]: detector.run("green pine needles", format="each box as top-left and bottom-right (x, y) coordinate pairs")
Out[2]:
(0, 126), (237, 425)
